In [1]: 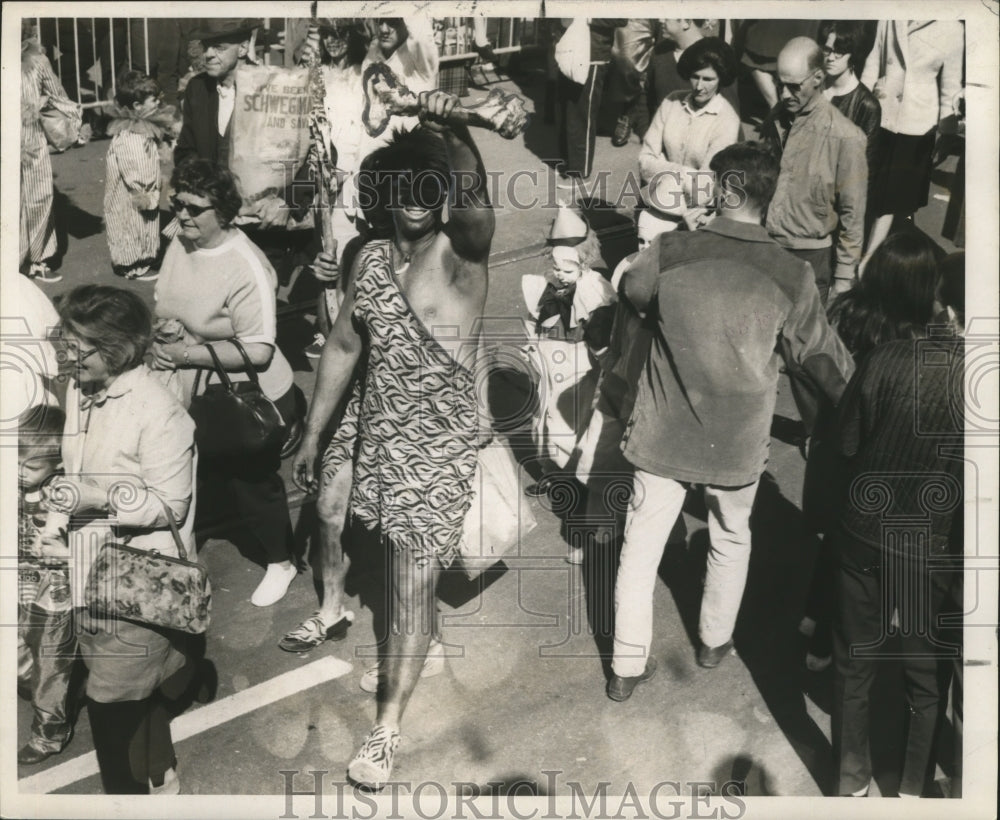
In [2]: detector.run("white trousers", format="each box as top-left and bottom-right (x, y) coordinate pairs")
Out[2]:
(612, 469), (759, 676)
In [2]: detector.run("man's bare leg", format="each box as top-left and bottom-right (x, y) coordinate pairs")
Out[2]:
(378, 548), (440, 728)
(315, 462), (352, 623)
(279, 461), (354, 652)
(348, 544), (440, 788)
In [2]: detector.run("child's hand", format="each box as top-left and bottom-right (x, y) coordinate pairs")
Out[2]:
(129, 189), (160, 211)
(39, 533), (70, 558)
(42, 477), (107, 516)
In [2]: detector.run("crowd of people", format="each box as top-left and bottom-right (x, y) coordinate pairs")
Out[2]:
(12, 14), (969, 800)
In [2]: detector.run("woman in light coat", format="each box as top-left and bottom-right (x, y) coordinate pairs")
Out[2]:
(858, 20), (964, 271)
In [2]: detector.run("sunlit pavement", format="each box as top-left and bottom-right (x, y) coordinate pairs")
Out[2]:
(14, 70), (962, 799)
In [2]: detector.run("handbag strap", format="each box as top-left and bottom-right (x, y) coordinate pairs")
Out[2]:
(202, 342), (234, 391)
(201, 340), (264, 392)
(226, 339), (264, 390)
(150, 492), (190, 562)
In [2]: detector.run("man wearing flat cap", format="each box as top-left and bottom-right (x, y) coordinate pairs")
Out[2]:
(175, 19), (261, 168)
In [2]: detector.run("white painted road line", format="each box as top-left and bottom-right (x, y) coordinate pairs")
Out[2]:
(18, 655), (353, 795)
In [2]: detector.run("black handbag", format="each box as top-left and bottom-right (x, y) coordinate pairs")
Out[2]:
(188, 340), (287, 458)
(84, 495), (212, 634)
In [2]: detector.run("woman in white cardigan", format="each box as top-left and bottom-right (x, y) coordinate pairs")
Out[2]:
(859, 19), (964, 271)
(638, 37), (740, 222)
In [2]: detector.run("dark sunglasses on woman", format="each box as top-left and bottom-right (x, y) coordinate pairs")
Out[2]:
(170, 196), (214, 217)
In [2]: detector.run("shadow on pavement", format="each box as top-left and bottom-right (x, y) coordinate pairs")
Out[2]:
(734, 472), (833, 793)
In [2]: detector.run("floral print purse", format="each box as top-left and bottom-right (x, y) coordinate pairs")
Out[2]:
(83, 495), (212, 634)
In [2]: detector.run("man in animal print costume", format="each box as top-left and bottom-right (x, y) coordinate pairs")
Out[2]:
(292, 90), (494, 790)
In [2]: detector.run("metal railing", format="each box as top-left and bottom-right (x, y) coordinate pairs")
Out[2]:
(436, 17), (541, 63)
(33, 17), (537, 107)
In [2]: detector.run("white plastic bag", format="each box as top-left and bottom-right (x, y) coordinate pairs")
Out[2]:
(554, 19), (591, 85)
(459, 439), (537, 579)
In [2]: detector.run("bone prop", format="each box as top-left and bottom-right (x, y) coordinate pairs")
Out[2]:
(362, 62), (529, 140)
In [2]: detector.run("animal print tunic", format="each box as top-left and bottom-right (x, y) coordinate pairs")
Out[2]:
(320, 240), (479, 567)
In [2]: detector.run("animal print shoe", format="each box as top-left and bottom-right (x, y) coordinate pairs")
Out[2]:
(347, 724), (401, 791)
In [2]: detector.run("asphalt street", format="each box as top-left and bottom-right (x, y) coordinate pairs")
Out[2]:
(13, 66), (963, 803)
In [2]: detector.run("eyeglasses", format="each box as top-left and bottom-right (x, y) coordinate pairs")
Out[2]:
(822, 46), (849, 58)
(170, 195), (215, 217)
(776, 74), (815, 94)
(64, 342), (100, 363)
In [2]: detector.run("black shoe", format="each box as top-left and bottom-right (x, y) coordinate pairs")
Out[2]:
(18, 742), (58, 766)
(612, 116), (632, 147)
(606, 657), (657, 701)
(697, 640), (735, 668)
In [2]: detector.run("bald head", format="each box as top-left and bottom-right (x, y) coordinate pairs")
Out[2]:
(776, 37), (825, 114)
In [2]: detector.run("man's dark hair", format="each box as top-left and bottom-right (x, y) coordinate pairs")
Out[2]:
(115, 69), (161, 109)
(170, 158), (244, 227)
(677, 37), (738, 87)
(358, 127), (451, 218)
(709, 141), (780, 213)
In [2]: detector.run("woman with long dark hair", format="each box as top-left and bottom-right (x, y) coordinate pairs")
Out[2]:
(827, 228), (940, 359)
(829, 249), (964, 798)
(801, 227), (942, 671)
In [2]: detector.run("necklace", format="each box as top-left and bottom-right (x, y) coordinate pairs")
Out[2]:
(393, 233), (434, 270)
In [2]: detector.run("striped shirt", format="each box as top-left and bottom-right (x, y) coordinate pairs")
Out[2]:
(154, 230), (294, 401)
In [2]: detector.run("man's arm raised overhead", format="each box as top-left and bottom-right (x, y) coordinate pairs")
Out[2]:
(420, 91), (496, 264)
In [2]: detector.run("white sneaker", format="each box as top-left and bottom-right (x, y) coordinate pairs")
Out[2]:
(149, 766), (180, 795)
(251, 562), (298, 607)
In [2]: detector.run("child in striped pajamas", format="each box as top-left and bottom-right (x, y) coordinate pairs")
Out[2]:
(104, 71), (178, 281)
